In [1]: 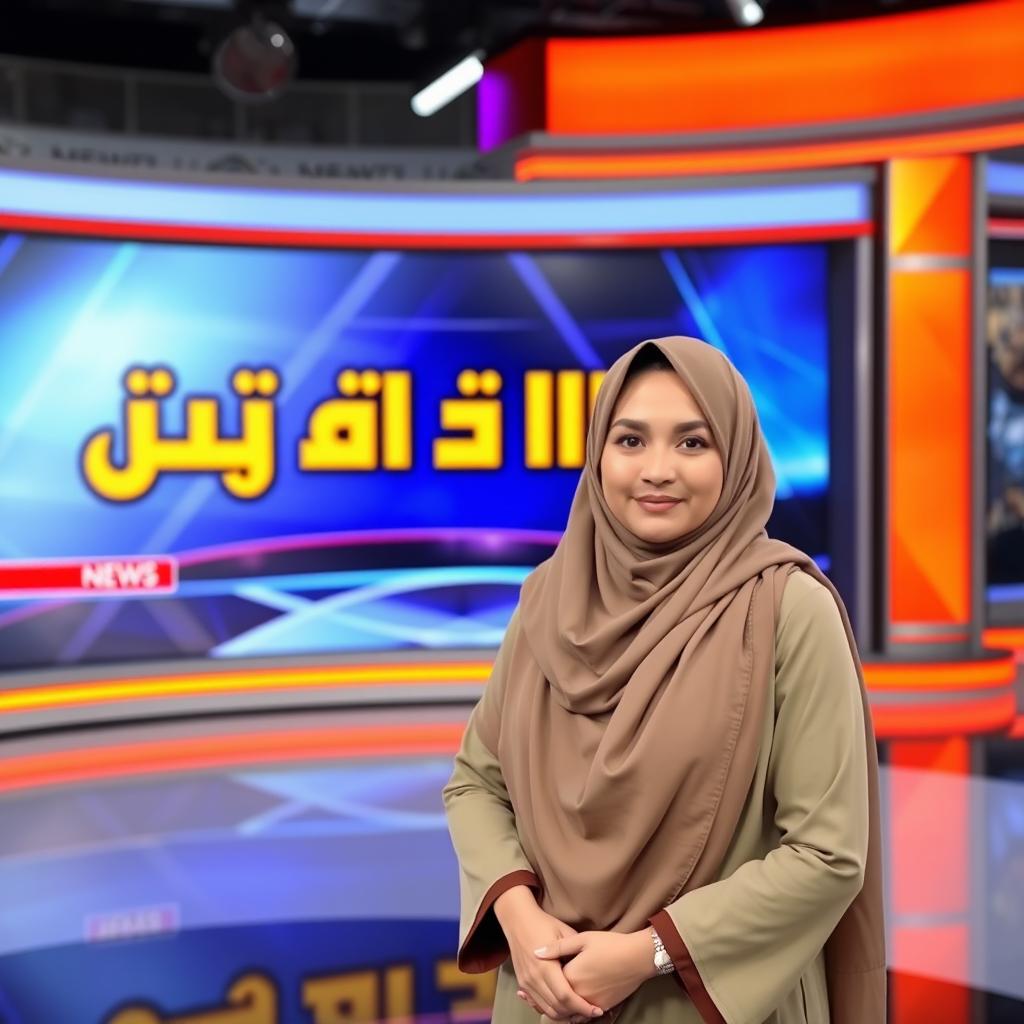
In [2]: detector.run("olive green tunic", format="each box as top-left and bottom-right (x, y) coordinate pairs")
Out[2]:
(443, 570), (870, 1024)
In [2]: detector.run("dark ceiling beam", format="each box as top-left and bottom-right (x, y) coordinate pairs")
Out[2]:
(0, 0), (973, 81)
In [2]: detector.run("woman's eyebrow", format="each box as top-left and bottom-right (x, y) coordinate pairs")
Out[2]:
(610, 417), (710, 432)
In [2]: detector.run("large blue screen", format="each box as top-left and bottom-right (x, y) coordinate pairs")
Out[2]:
(0, 236), (830, 667)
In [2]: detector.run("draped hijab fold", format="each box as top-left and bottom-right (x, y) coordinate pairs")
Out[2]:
(474, 336), (885, 1022)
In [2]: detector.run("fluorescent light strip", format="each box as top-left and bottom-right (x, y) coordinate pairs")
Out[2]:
(0, 168), (870, 235)
(412, 53), (484, 117)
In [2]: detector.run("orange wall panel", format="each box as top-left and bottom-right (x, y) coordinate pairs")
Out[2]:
(888, 269), (972, 624)
(889, 158), (972, 258)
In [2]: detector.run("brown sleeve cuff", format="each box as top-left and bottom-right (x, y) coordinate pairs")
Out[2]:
(650, 909), (727, 1024)
(457, 870), (541, 974)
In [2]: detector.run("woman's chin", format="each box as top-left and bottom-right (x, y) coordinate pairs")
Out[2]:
(628, 515), (691, 545)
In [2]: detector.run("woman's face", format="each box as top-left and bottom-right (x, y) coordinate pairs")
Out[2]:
(599, 369), (725, 545)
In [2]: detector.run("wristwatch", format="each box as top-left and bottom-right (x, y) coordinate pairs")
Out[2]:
(650, 926), (675, 975)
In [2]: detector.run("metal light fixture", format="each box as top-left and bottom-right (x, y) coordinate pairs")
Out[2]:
(213, 12), (297, 103)
(723, 0), (764, 26)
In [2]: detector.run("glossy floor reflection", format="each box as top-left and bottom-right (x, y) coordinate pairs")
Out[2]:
(0, 711), (1022, 1023)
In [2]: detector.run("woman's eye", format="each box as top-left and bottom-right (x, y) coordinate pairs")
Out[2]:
(614, 435), (709, 450)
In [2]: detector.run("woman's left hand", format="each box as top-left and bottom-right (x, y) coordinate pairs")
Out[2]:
(517, 930), (654, 1022)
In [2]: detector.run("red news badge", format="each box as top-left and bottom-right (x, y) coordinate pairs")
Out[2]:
(0, 556), (178, 598)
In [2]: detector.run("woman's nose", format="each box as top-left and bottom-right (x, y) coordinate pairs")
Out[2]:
(640, 448), (677, 485)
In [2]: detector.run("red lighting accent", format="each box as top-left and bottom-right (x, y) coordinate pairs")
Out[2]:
(0, 723), (466, 794)
(0, 212), (870, 249)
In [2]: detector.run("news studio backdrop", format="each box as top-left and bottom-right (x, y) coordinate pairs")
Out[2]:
(0, 1), (1023, 1022)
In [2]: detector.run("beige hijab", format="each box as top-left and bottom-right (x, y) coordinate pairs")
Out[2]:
(475, 336), (885, 1022)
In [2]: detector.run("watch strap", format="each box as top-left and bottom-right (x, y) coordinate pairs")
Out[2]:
(650, 926), (675, 975)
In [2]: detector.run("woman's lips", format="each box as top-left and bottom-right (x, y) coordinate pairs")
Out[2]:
(635, 497), (682, 514)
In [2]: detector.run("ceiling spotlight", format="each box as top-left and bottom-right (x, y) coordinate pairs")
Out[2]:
(213, 13), (297, 103)
(399, 20), (429, 51)
(411, 51), (485, 117)
(724, 0), (764, 25)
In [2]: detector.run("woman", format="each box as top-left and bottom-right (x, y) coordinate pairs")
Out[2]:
(442, 337), (885, 1024)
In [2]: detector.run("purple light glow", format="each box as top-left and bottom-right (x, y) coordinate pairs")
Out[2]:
(478, 66), (514, 153)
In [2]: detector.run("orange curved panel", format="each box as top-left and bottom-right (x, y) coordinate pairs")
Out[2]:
(514, 120), (1024, 180)
(0, 661), (491, 714)
(983, 627), (1024, 650)
(869, 692), (1017, 738)
(544, 0), (1024, 135)
(862, 655), (1017, 691)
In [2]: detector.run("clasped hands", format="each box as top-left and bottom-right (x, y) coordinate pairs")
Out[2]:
(493, 884), (657, 1024)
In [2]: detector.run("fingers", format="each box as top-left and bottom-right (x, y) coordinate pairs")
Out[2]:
(517, 989), (541, 1013)
(517, 967), (603, 1021)
(519, 992), (597, 1024)
(551, 1007), (594, 1024)
(513, 929), (600, 1020)
(524, 990), (562, 1019)
(516, 974), (564, 1020)
(534, 935), (586, 960)
(536, 966), (598, 1015)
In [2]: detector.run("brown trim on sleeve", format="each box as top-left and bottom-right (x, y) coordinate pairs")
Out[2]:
(457, 870), (541, 973)
(650, 909), (727, 1024)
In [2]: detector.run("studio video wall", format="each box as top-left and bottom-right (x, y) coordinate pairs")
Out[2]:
(988, 244), (1024, 601)
(0, 235), (831, 667)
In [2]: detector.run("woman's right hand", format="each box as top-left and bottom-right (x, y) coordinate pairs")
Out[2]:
(494, 885), (604, 1022)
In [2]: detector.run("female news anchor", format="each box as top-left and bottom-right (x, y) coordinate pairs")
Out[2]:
(443, 336), (885, 1024)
